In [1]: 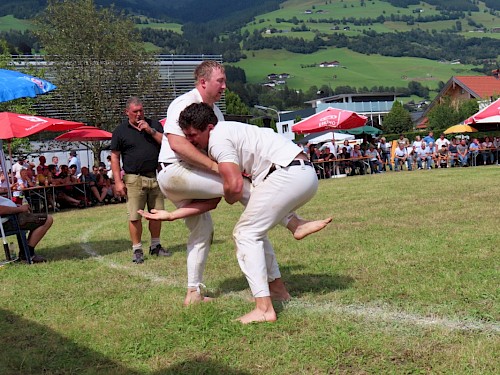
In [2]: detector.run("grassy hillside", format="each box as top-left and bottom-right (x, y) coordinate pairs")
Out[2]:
(234, 0), (500, 90)
(0, 15), (33, 32)
(233, 48), (480, 92)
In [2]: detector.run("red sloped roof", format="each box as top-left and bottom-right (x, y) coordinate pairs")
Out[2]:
(454, 76), (500, 98)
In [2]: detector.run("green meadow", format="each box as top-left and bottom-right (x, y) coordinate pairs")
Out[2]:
(233, 47), (480, 92)
(0, 15), (34, 32)
(0, 166), (499, 374)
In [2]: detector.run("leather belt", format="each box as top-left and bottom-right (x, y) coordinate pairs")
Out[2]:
(158, 162), (172, 171)
(138, 171), (156, 178)
(266, 159), (313, 179)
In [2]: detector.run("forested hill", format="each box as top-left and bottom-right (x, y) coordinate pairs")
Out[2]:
(0, 0), (285, 23)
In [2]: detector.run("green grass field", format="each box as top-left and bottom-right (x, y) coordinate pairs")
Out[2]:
(1, 166), (499, 373)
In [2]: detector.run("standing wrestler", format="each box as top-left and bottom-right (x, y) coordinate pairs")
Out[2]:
(157, 61), (327, 305)
(147, 103), (330, 323)
(111, 97), (171, 263)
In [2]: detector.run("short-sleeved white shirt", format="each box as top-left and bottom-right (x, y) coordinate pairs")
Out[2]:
(435, 138), (450, 149)
(158, 88), (225, 163)
(208, 122), (302, 187)
(394, 147), (407, 157)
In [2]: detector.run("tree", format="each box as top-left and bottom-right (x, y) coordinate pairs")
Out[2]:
(35, 0), (162, 165)
(427, 98), (461, 130)
(225, 90), (249, 115)
(382, 100), (413, 134)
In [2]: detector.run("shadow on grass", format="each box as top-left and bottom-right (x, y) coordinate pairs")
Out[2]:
(154, 357), (251, 375)
(218, 263), (354, 298)
(0, 309), (252, 374)
(0, 308), (138, 374)
(44, 237), (228, 261)
(42, 241), (192, 261)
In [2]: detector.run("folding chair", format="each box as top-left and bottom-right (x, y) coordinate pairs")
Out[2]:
(0, 214), (31, 264)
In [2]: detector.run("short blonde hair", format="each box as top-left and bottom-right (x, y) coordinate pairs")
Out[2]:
(194, 61), (225, 85)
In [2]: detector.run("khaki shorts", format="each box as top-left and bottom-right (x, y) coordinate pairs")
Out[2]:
(123, 174), (164, 221)
(3, 212), (47, 232)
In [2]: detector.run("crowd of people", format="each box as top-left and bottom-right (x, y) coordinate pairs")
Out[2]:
(302, 131), (500, 178)
(1, 152), (124, 211)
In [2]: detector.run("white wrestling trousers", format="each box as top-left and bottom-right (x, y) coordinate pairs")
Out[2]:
(233, 163), (318, 298)
(157, 162), (285, 289)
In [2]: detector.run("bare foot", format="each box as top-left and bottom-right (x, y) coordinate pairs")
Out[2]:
(237, 308), (277, 324)
(183, 289), (214, 306)
(269, 278), (291, 302)
(293, 217), (332, 240)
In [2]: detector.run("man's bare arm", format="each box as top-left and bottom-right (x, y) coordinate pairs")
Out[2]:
(111, 151), (126, 196)
(218, 162), (243, 205)
(167, 133), (218, 173)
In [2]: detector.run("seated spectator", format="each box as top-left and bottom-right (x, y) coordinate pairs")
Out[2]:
(0, 171), (8, 194)
(51, 164), (85, 208)
(394, 142), (412, 171)
(36, 155), (49, 176)
(457, 139), (469, 167)
(80, 166), (105, 205)
(318, 146), (335, 178)
(341, 139), (352, 154)
(96, 165), (111, 203)
(427, 142), (438, 168)
(377, 137), (392, 171)
(365, 144), (382, 174)
(481, 137), (494, 165)
(416, 142), (432, 170)
(448, 138), (459, 167)
(349, 144), (365, 176)
(0, 196), (53, 263)
(468, 138), (480, 165)
(436, 144), (450, 168)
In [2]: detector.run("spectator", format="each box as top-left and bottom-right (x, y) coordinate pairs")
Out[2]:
(398, 134), (410, 147)
(412, 135), (423, 151)
(377, 137), (392, 171)
(416, 141), (432, 170)
(423, 131), (435, 145)
(51, 156), (60, 175)
(435, 133), (450, 150)
(468, 138), (480, 166)
(481, 137), (494, 165)
(0, 196), (53, 263)
(68, 151), (81, 175)
(394, 142), (412, 171)
(350, 144), (365, 175)
(111, 96), (169, 263)
(427, 142), (438, 168)
(436, 145), (450, 168)
(341, 139), (352, 154)
(457, 139), (469, 167)
(12, 156), (27, 180)
(365, 144), (383, 174)
(448, 138), (459, 167)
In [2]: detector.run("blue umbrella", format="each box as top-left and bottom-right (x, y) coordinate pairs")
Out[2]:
(0, 69), (56, 103)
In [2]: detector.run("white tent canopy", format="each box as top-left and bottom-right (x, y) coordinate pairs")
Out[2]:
(303, 131), (354, 145)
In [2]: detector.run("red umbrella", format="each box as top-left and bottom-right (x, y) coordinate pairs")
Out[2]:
(0, 112), (84, 181)
(0, 112), (84, 139)
(292, 107), (368, 134)
(465, 98), (500, 124)
(55, 126), (112, 142)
